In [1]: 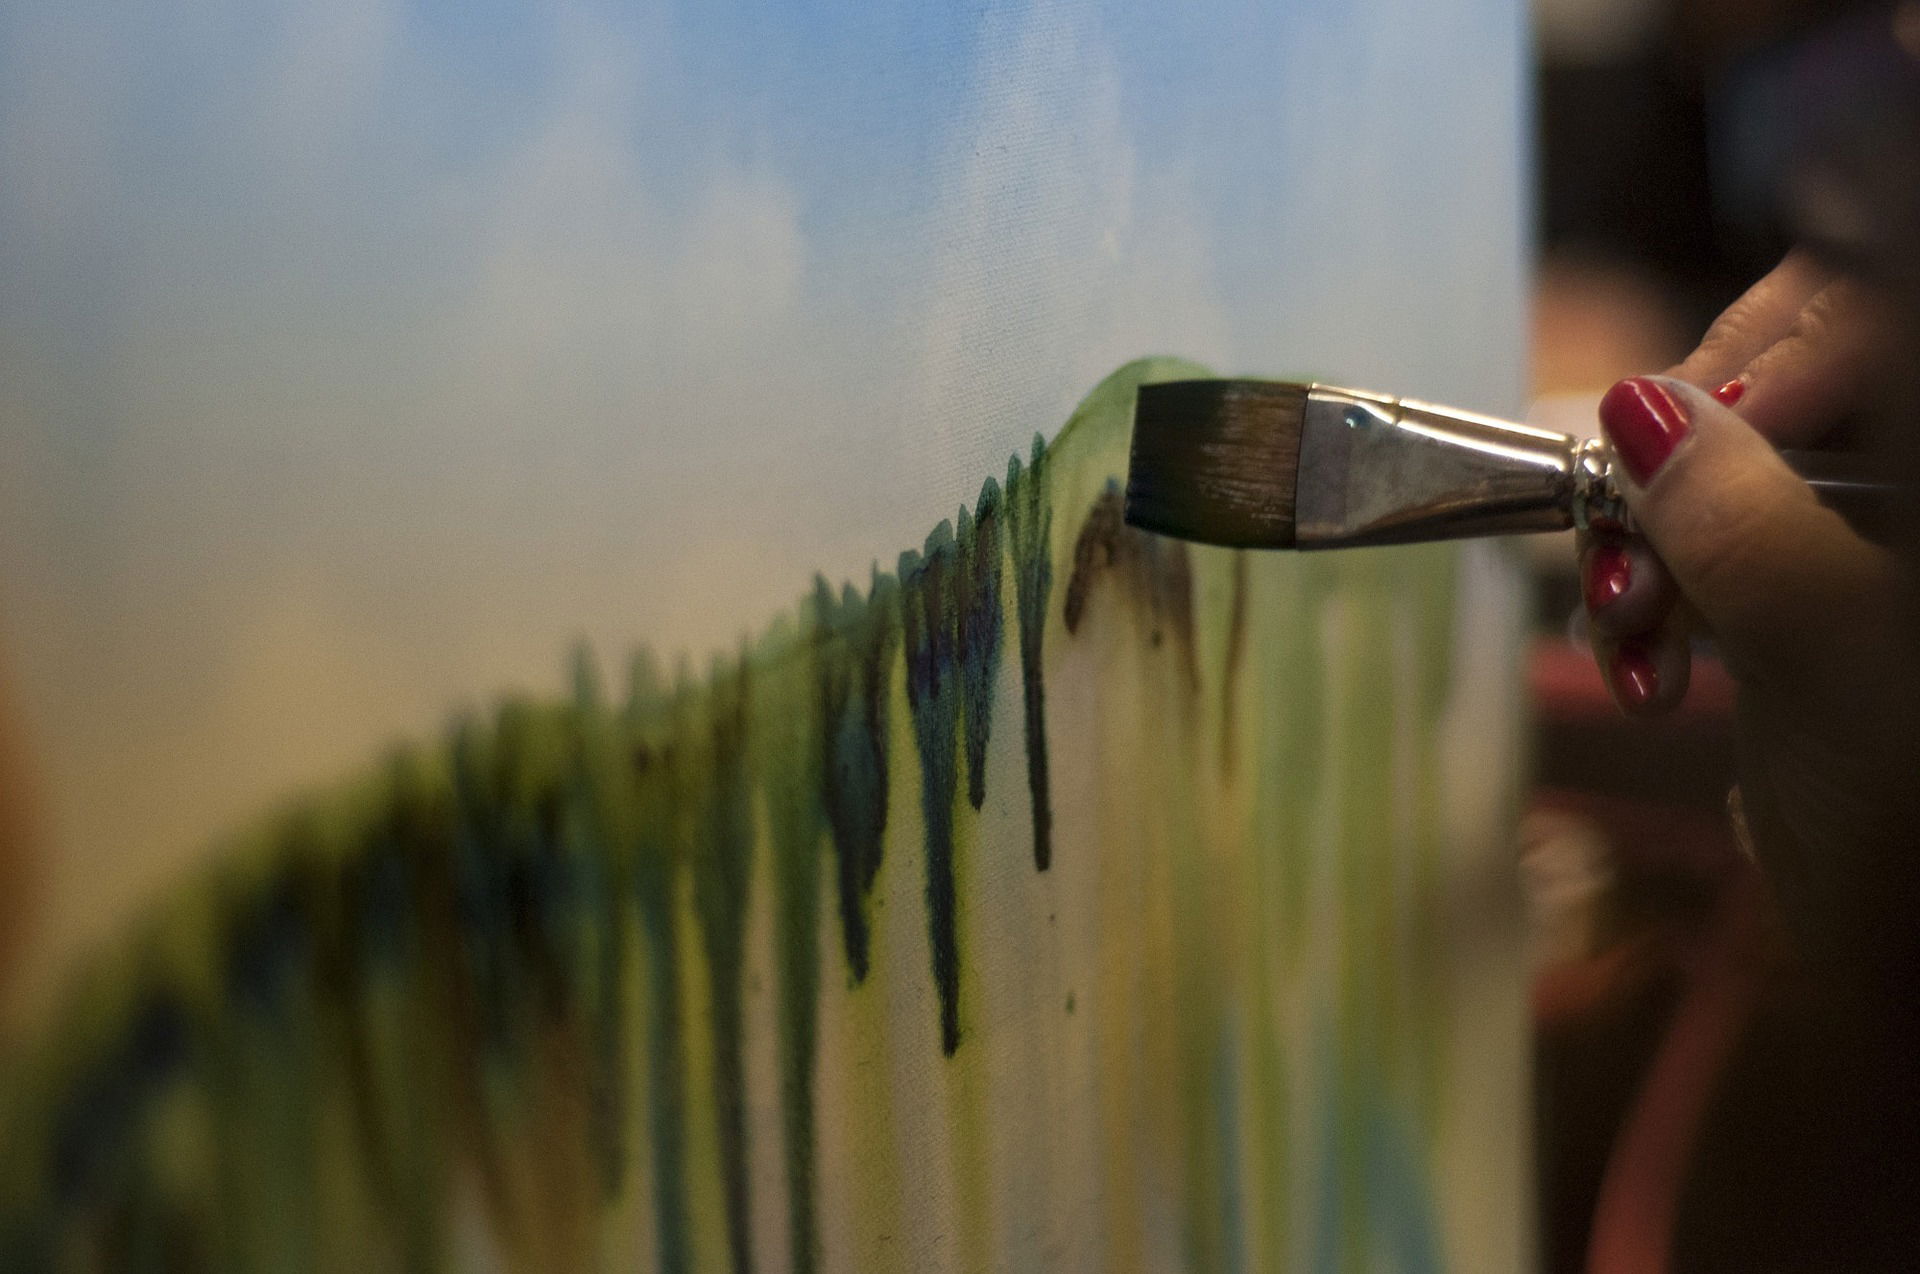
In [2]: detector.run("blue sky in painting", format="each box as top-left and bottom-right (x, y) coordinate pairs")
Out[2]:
(0, 0), (1526, 961)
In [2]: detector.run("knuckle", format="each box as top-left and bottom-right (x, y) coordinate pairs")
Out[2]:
(1673, 259), (1834, 385)
(1683, 306), (1766, 373)
(1661, 476), (1781, 621)
(1782, 287), (1840, 352)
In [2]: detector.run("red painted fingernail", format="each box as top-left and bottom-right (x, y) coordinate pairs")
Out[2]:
(1612, 641), (1659, 708)
(1599, 377), (1691, 484)
(1583, 544), (1632, 612)
(1712, 377), (1746, 406)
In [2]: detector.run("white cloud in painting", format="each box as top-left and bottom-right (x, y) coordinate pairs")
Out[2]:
(916, 0), (1229, 487)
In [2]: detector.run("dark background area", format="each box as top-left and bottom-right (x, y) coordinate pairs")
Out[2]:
(1527, 2), (1918, 1269)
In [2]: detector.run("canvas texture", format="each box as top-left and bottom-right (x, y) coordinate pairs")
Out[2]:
(0, 1), (1531, 1270)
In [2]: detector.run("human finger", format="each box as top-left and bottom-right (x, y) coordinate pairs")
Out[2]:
(1595, 375), (1894, 686)
(1716, 278), (1895, 448)
(1581, 533), (1680, 642)
(1668, 252), (1832, 393)
(1592, 608), (1693, 718)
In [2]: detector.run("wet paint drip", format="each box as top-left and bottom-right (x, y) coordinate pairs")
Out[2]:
(1220, 551), (1250, 774)
(1004, 437), (1054, 870)
(813, 572), (897, 984)
(893, 480), (1010, 1058)
(956, 479), (1005, 813)
(558, 662), (636, 1205)
(1062, 481), (1198, 684)
(760, 649), (827, 1274)
(628, 693), (697, 1274)
(694, 660), (755, 1274)
(899, 523), (965, 1056)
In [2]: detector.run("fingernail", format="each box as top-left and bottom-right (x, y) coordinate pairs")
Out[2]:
(1712, 377), (1746, 406)
(1599, 377), (1691, 484)
(1612, 641), (1659, 708)
(1583, 543), (1632, 612)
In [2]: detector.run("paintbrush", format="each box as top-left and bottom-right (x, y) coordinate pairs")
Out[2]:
(1124, 379), (1895, 550)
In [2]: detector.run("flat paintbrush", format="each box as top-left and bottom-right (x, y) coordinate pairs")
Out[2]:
(1124, 379), (1895, 550)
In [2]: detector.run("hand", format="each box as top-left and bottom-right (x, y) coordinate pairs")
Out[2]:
(1578, 255), (1920, 985)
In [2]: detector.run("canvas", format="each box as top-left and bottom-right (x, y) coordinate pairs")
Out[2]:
(0, 1), (1531, 1270)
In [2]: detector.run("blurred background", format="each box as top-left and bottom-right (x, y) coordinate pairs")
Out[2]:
(1522, 0), (1915, 1269)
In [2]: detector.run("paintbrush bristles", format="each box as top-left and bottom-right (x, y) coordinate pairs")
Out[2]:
(1125, 380), (1305, 548)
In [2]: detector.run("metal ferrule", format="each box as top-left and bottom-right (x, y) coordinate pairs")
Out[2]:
(1292, 385), (1629, 549)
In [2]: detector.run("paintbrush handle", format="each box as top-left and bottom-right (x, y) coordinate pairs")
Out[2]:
(1592, 447), (1901, 542)
(1783, 448), (1894, 495)
(1220, 382), (1905, 551)
(1783, 449), (1903, 541)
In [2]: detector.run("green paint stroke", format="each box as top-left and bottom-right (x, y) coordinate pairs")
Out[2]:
(565, 648), (636, 1202)
(1063, 479), (1198, 676)
(693, 657), (755, 1274)
(0, 356), (1500, 1274)
(762, 628), (827, 1274)
(956, 479), (1005, 814)
(1004, 437), (1055, 870)
(630, 697), (694, 1274)
(899, 522), (965, 1056)
(813, 571), (898, 983)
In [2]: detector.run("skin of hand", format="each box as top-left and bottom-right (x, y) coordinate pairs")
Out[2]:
(1577, 254), (1920, 989)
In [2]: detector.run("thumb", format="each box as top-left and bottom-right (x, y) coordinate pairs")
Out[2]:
(1597, 376), (1894, 686)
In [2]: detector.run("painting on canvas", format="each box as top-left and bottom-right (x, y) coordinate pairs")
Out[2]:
(0, 1), (1531, 1269)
